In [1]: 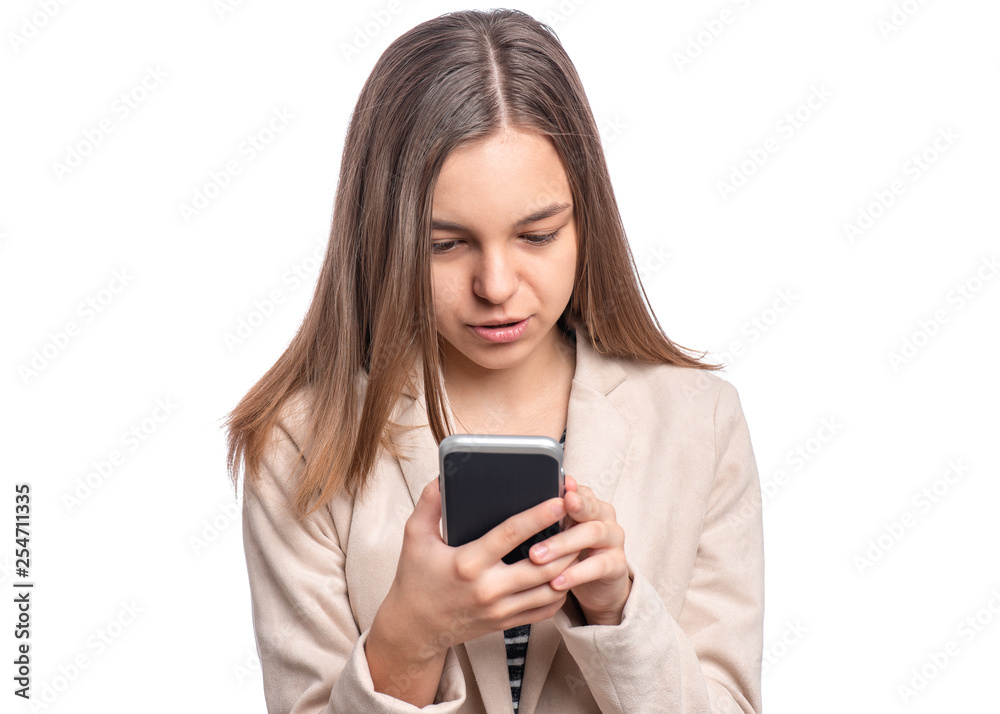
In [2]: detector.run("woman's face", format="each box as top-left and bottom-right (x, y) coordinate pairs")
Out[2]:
(430, 126), (578, 376)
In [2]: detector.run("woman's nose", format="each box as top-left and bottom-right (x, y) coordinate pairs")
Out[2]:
(472, 246), (519, 304)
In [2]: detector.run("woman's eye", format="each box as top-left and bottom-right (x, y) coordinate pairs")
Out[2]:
(431, 240), (459, 254)
(523, 231), (560, 245)
(431, 231), (559, 255)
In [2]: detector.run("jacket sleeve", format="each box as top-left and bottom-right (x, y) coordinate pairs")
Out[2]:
(241, 419), (467, 713)
(553, 379), (764, 713)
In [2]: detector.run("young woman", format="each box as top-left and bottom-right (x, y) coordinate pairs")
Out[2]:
(227, 9), (764, 713)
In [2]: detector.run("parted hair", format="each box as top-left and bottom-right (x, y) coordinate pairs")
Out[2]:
(224, 8), (720, 518)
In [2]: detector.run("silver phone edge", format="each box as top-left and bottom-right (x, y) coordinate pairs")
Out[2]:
(438, 433), (565, 546)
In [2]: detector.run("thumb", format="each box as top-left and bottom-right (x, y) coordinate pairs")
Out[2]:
(409, 476), (442, 535)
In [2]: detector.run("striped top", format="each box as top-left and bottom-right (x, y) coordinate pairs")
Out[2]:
(503, 425), (566, 712)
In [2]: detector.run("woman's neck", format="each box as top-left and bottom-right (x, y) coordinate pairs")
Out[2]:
(441, 328), (576, 435)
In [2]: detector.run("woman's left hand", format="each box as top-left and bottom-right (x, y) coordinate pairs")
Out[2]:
(528, 473), (632, 625)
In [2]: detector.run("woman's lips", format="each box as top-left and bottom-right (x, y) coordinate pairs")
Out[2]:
(469, 316), (529, 343)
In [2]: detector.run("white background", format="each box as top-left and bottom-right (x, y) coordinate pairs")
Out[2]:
(3, 0), (998, 712)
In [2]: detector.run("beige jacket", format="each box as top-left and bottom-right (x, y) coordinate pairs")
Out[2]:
(242, 315), (764, 713)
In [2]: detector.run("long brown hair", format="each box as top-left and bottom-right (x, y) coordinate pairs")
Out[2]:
(225, 8), (721, 519)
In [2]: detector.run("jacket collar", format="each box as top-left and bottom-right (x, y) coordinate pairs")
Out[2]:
(390, 313), (635, 712)
(392, 312), (631, 502)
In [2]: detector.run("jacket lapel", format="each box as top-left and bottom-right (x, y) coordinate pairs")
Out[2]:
(394, 314), (635, 712)
(517, 317), (634, 714)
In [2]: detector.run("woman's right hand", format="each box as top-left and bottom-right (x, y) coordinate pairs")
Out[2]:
(365, 477), (576, 703)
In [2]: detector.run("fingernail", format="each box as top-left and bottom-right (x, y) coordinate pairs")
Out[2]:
(550, 501), (565, 518)
(552, 575), (566, 588)
(532, 543), (548, 558)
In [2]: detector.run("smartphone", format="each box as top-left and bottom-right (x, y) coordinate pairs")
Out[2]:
(439, 433), (565, 564)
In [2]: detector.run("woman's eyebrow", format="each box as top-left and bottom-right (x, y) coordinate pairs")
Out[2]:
(431, 202), (571, 232)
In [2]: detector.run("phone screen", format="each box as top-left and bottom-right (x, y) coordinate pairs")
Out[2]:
(442, 449), (562, 564)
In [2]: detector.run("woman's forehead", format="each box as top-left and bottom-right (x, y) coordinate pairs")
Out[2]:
(432, 130), (572, 226)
